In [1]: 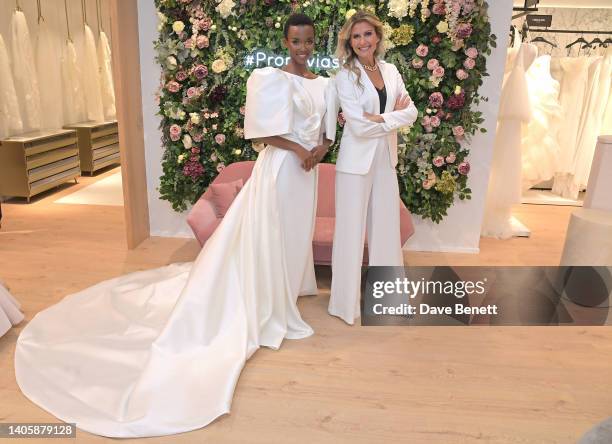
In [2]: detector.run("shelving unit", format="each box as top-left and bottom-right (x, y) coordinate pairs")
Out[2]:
(0, 129), (80, 202)
(64, 120), (120, 174)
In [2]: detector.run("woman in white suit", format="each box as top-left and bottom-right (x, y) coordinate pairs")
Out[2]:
(329, 11), (418, 325)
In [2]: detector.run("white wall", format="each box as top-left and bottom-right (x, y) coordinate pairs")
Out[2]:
(138, 0), (194, 238)
(137, 0), (515, 248)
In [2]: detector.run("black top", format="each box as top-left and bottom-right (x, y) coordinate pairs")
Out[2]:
(376, 85), (387, 114)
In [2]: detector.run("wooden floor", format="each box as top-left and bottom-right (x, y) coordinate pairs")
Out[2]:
(1, 171), (610, 443)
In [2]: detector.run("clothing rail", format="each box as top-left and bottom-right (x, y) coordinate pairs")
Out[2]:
(529, 29), (612, 35)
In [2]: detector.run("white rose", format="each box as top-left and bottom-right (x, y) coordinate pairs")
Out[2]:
(346, 9), (357, 19)
(190, 113), (201, 125)
(178, 154), (185, 163)
(274, 22), (280, 29)
(166, 56), (177, 70)
(182, 135), (193, 149)
(436, 21), (449, 33)
(215, 0), (236, 19)
(172, 21), (185, 34)
(212, 59), (227, 73)
(233, 149), (242, 155)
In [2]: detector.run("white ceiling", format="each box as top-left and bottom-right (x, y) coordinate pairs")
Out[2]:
(513, 0), (612, 7)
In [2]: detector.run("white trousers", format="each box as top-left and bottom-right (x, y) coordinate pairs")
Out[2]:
(329, 144), (404, 325)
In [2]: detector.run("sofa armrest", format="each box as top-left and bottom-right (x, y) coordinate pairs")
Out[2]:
(187, 197), (220, 246)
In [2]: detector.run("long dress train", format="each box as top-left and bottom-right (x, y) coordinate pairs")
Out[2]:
(15, 68), (335, 438)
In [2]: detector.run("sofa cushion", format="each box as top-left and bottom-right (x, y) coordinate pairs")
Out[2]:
(209, 179), (243, 217)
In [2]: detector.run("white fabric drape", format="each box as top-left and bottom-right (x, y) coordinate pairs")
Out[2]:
(11, 10), (41, 132)
(482, 42), (536, 239)
(97, 30), (116, 120)
(0, 282), (24, 338)
(36, 19), (64, 130)
(82, 24), (104, 122)
(0, 33), (23, 139)
(521, 55), (563, 191)
(61, 39), (86, 125)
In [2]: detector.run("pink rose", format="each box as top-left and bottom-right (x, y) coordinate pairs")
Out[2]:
(464, 58), (476, 70)
(422, 116), (431, 126)
(191, 147), (200, 154)
(187, 87), (198, 98)
(423, 179), (434, 190)
(196, 35), (209, 49)
(429, 92), (444, 108)
(412, 58), (424, 69)
(416, 44), (429, 57)
(433, 156), (445, 167)
(193, 64), (208, 80)
(432, 35), (442, 44)
(430, 116), (441, 127)
(184, 37), (194, 49)
(239, 106), (246, 115)
(458, 161), (470, 175)
(446, 152), (457, 164)
(432, 3), (445, 14)
(216, 162), (225, 173)
(466, 47), (478, 59)
(175, 70), (187, 81)
(427, 58), (440, 70)
(166, 81), (180, 93)
(453, 126), (465, 137)
(456, 23), (473, 39)
(433, 66), (445, 78)
(456, 69), (469, 80)
(169, 124), (182, 141)
(192, 133), (203, 142)
(215, 133), (226, 145)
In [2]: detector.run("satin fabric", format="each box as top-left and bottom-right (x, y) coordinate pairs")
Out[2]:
(15, 68), (334, 438)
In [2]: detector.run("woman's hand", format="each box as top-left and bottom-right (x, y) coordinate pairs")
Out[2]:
(294, 146), (316, 171)
(363, 112), (385, 123)
(394, 94), (412, 111)
(311, 144), (329, 165)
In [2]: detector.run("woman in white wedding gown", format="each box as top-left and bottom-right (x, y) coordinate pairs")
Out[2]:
(15, 14), (335, 438)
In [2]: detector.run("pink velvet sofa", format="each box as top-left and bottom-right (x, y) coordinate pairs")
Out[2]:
(187, 161), (415, 265)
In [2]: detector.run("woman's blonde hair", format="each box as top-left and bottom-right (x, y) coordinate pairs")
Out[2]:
(336, 10), (385, 87)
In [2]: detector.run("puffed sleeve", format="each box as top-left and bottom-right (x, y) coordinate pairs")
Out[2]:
(379, 64), (418, 132)
(324, 77), (339, 142)
(244, 67), (293, 139)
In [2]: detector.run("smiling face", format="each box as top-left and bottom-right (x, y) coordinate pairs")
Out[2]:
(349, 21), (380, 64)
(283, 25), (315, 67)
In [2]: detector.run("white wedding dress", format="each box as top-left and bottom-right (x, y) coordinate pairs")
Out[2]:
(0, 282), (24, 338)
(521, 54), (563, 191)
(482, 42), (536, 239)
(15, 67), (336, 438)
(0, 33), (22, 139)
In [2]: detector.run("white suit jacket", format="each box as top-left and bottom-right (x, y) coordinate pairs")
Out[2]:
(334, 60), (418, 175)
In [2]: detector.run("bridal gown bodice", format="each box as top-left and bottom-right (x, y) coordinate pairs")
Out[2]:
(15, 68), (335, 438)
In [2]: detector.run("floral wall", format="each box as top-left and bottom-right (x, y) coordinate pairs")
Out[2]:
(139, 0), (513, 251)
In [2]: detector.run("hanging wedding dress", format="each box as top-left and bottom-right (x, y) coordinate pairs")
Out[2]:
(552, 56), (594, 198)
(521, 54), (563, 191)
(81, 24), (104, 122)
(482, 41), (537, 239)
(36, 18), (64, 130)
(97, 30), (116, 120)
(0, 33), (23, 139)
(11, 10), (41, 132)
(15, 68), (336, 438)
(571, 47), (612, 193)
(62, 38), (86, 125)
(602, 83), (612, 135)
(0, 282), (24, 339)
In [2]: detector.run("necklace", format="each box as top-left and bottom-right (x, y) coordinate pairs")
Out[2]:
(362, 62), (378, 72)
